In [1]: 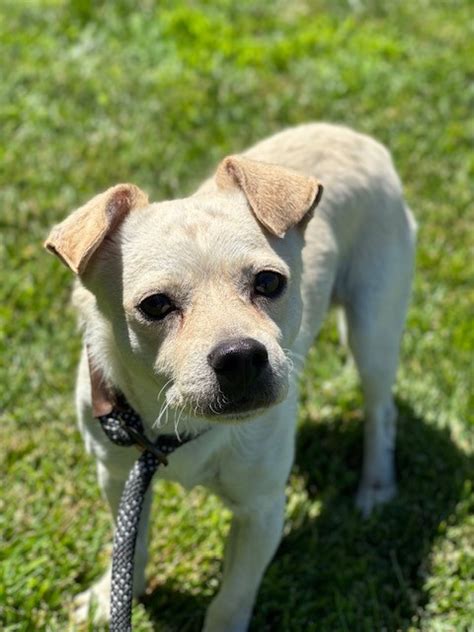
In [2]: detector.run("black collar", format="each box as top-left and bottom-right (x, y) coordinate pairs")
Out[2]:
(96, 393), (195, 466)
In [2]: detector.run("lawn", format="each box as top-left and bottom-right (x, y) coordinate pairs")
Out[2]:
(1, 1), (472, 630)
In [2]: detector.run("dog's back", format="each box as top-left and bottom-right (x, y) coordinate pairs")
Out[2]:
(242, 123), (416, 349)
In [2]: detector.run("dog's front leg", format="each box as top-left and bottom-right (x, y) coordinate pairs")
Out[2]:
(73, 458), (152, 622)
(203, 493), (285, 632)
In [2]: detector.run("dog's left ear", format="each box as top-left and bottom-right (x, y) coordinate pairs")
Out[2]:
(215, 155), (323, 237)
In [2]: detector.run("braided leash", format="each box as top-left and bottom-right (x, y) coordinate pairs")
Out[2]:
(98, 399), (192, 632)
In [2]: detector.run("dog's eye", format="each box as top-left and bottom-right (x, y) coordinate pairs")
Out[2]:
(254, 271), (286, 298)
(138, 294), (175, 320)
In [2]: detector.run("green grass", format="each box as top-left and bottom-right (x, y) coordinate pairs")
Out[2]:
(1, 1), (473, 630)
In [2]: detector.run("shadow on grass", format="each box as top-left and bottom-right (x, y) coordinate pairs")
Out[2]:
(144, 401), (471, 631)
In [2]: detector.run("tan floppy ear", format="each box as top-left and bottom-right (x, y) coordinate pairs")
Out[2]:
(44, 183), (149, 274)
(215, 155), (323, 237)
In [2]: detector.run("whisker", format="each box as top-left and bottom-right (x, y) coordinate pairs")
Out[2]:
(175, 404), (187, 439)
(174, 409), (182, 441)
(283, 348), (305, 374)
(209, 402), (221, 416)
(154, 398), (171, 429)
(153, 379), (174, 429)
(156, 378), (173, 403)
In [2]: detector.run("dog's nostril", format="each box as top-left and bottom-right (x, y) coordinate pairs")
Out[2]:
(252, 345), (268, 370)
(219, 354), (239, 373)
(208, 338), (269, 393)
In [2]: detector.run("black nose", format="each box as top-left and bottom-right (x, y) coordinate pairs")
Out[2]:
(208, 338), (269, 396)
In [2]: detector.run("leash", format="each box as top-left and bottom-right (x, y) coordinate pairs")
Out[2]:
(97, 396), (194, 631)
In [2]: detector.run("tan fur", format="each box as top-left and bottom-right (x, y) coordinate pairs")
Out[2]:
(44, 183), (149, 274)
(216, 155), (323, 237)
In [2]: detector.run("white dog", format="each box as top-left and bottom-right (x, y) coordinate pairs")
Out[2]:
(45, 123), (416, 631)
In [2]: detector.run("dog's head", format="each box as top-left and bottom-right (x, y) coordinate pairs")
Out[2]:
(46, 157), (322, 422)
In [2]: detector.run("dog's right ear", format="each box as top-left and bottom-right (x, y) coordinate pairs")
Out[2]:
(44, 184), (149, 275)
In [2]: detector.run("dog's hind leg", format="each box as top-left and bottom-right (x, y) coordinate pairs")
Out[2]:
(347, 305), (402, 516)
(345, 259), (413, 517)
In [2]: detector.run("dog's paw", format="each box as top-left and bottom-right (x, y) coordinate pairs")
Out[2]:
(203, 596), (251, 632)
(203, 615), (249, 632)
(71, 569), (111, 624)
(355, 481), (397, 518)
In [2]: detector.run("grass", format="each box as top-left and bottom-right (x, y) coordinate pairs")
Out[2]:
(1, 0), (473, 630)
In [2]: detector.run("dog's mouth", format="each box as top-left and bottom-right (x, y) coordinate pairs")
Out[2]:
(204, 393), (276, 421)
(189, 379), (287, 422)
(165, 386), (283, 424)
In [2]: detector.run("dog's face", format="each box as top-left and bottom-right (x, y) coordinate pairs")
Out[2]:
(87, 193), (305, 420)
(46, 157), (322, 422)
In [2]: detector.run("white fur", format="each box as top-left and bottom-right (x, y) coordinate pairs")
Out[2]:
(71, 123), (416, 630)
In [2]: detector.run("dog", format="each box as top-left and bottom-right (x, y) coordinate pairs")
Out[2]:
(45, 122), (416, 631)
